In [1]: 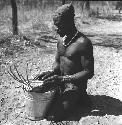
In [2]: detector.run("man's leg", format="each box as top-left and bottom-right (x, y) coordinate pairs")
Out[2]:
(61, 89), (82, 117)
(46, 88), (92, 121)
(46, 89), (81, 121)
(45, 90), (65, 122)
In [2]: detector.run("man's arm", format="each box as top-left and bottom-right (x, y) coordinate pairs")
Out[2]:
(61, 56), (94, 83)
(34, 42), (61, 80)
(52, 51), (61, 75)
(51, 41), (61, 75)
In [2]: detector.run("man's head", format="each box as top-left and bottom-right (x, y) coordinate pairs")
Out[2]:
(53, 4), (75, 37)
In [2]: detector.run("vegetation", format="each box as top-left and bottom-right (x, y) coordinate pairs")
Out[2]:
(0, 1), (120, 36)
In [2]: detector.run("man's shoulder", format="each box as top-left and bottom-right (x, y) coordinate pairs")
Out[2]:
(76, 33), (93, 49)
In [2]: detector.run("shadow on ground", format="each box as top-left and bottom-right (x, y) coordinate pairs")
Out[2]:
(46, 95), (122, 122)
(66, 95), (122, 121)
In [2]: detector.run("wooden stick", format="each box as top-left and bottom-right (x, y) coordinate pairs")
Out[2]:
(8, 70), (23, 83)
(14, 65), (33, 88)
(14, 65), (27, 84)
(9, 66), (23, 83)
(26, 62), (30, 84)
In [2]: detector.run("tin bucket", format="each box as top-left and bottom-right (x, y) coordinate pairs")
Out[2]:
(24, 81), (56, 121)
(25, 90), (55, 121)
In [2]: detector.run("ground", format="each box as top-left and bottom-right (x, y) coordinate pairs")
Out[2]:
(0, 14), (122, 125)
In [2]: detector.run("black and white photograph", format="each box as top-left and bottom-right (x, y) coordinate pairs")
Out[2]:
(0, 0), (122, 125)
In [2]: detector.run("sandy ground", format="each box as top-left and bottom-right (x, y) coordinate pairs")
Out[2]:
(0, 17), (122, 125)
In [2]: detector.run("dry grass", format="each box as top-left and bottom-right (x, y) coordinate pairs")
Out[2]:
(0, 2), (121, 38)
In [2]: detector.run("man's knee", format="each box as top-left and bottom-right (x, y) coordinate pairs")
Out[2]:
(62, 100), (71, 110)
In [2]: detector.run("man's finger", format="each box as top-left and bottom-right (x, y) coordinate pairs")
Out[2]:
(43, 78), (53, 83)
(44, 75), (59, 83)
(34, 72), (46, 80)
(42, 73), (53, 80)
(43, 77), (56, 85)
(29, 86), (43, 93)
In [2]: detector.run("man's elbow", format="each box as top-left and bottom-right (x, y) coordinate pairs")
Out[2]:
(88, 70), (94, 79)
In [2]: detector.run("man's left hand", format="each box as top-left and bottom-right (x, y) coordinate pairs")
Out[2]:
(43, 75), (62, 85)
(40, 75), (62, 92)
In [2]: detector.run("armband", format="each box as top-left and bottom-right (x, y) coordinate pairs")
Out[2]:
(61, 75), (74, 83)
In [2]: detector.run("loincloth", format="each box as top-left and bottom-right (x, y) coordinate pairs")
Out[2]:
(59, 81), (87, 94)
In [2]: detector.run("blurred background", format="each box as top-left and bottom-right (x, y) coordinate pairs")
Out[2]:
(0, 1), (121, 37)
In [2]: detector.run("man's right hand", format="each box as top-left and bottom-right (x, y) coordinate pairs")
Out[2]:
(33, 71), (54, 81)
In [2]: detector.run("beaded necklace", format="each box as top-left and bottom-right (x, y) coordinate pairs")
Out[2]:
(63, 31), (79, 47)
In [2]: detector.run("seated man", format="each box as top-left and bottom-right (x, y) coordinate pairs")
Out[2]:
(34, 3), (94, 121)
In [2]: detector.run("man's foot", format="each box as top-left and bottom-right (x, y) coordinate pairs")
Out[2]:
(78, 94), (93, 110)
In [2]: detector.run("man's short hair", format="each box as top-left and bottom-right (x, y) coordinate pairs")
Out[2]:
(53, 3), (75, 24)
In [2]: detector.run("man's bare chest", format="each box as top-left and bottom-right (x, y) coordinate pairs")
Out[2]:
(58, 42), (81, 60)
(58, 42), (84, 75)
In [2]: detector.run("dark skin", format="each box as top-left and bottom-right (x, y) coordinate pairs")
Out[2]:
(34, 16), (94, 121)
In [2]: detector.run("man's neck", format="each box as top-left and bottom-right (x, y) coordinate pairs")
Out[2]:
(66, 27), (77, 38)
(65, 27), (78, 44)
(62, 27), (78, 47)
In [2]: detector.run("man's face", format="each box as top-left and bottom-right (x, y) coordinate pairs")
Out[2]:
(53, 4), (75, 37)
(53, 18), (69, 37)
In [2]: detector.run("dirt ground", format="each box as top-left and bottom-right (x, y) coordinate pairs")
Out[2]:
(0, 16), (122, 125)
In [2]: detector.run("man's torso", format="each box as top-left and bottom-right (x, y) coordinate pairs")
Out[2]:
(57, 32), (93, 76)
(57, 32), (93, 91)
